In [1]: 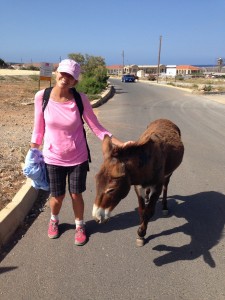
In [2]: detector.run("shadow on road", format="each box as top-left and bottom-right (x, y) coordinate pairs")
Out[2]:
(114, 87), (128, 95)
(58, 223), (75, 236)
(1, 190), (224, 270)
(146, 191), (225, 268)
(0, 266), (18, 274)
(87, 209), (139, 235)
(88, 191), (225, 268)
(0, 190), (50, 263)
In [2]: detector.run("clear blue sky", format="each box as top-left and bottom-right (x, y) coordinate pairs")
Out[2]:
(1, 0), (225, 66)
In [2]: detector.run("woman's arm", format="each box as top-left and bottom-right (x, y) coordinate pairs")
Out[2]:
(31, 90), (45, 147)
(30, 143), (41, 149)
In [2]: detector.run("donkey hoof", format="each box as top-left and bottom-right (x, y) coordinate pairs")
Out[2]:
(136, 237), (145, 247)
(162, 209), (169, 216)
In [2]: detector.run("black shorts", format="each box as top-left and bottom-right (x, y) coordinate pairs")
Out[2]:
(46, 161), (88, 197)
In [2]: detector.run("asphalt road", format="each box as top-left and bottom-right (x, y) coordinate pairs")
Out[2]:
(0, 79), (225, 300)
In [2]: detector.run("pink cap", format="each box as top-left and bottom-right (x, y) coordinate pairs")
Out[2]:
(57, 59), (81, 80)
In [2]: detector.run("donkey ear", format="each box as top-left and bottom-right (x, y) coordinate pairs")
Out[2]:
(102, 135), (113, 160)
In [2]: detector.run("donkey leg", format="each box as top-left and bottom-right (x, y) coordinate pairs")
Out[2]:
(134, 185), (146, 223)
(162, 173), (172, 216)
(134, 186), (147, 246)
(137, 184), (162, 246)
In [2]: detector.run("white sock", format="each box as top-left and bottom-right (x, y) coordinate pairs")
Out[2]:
(75, 220), (84, 227)
(51, 214), (59, 222)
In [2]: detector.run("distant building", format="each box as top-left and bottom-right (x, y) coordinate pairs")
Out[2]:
(124, 64), (139, 75)
(137, 65), (166, 75)
(106, 65), (123, 76)
(107, 64), (223, 78)
(211, 72), (225, 78)
(106, 64), (166, 77)
(176, 65), (201, 76)
(166, 65), (177, 76)
(137, 70), (145, 78)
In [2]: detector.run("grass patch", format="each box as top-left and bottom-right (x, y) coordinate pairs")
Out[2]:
(215, 86), (225, 92)
(203, 85), (212, 92)
(29, 75), (40, 81)
(8, 76), (23, 82)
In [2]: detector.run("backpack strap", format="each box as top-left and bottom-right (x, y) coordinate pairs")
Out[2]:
(71, 88), (91, 164)
(42, 87), (91, 165)
(42, 87), (53, 112)
(71, 88), (84, 116)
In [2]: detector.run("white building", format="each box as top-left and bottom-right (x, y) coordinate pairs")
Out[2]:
(166, 65), (177, 76)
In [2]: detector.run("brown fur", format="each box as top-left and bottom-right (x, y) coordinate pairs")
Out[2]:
(93, 119), (184, 244)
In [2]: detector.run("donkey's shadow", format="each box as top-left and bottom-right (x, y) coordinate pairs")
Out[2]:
(146, 191), (225, 267)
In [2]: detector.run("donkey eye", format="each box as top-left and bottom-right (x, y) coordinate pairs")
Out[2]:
(105, 188), (115, 194)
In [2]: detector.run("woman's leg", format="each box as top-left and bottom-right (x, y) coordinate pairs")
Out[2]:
(70, 192), (86, 245)
(48, 194), (65, 239)
(46, 164), (67, 238)
(68, 161), (88, 245)
(68, 161), (88, 222)
(50, 194), (65, 216)
(70, 193), (84, 221)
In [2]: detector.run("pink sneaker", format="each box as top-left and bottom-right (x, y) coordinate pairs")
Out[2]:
(48, 220), (59, 239)
(75, 226), (87, 246)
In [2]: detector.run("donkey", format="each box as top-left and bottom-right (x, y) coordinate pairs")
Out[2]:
(92, 119), (184, 246)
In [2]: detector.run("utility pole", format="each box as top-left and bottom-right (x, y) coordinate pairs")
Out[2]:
(157, 35), (162, 83)
(122, 50), (124, 75)
(217, 57), (223, 72)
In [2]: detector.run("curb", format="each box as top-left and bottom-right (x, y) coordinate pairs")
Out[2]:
(0, 84), (114, 248)
(91, 85), (114, 108)
(0, 179), (38, 247)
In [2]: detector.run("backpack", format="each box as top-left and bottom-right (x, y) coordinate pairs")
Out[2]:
(42, 87), (91, 165)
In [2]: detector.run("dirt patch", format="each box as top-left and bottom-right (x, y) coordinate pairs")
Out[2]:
(0, 75), (51, 210)
(200, 92), (225, 104)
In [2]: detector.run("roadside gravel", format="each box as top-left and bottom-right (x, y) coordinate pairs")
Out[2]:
(0, 75), (50, 210)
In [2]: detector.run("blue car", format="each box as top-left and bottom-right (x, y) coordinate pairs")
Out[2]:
(121, 74), (135, 82)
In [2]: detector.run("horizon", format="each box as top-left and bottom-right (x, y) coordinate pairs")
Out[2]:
(4, 61), (221, 68)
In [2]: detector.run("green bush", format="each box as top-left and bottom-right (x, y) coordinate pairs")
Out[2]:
(76, 66), (108, 96)
(175, 75), (184, 81)
(67, 52), (108, 97)
(20, 65), (39, 71)
(27, 65), (39, 71)
(77, 76), (107, 95)
(0, 58), (8, 68)
(203, 85), (212, 92)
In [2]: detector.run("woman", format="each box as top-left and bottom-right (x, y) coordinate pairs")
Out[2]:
(30, 59), (131, 246)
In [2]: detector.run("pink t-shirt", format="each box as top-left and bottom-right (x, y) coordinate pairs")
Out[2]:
(31, 89), (112, 166)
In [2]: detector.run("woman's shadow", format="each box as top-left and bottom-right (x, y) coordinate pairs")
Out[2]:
(146, 191), (225, 267)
